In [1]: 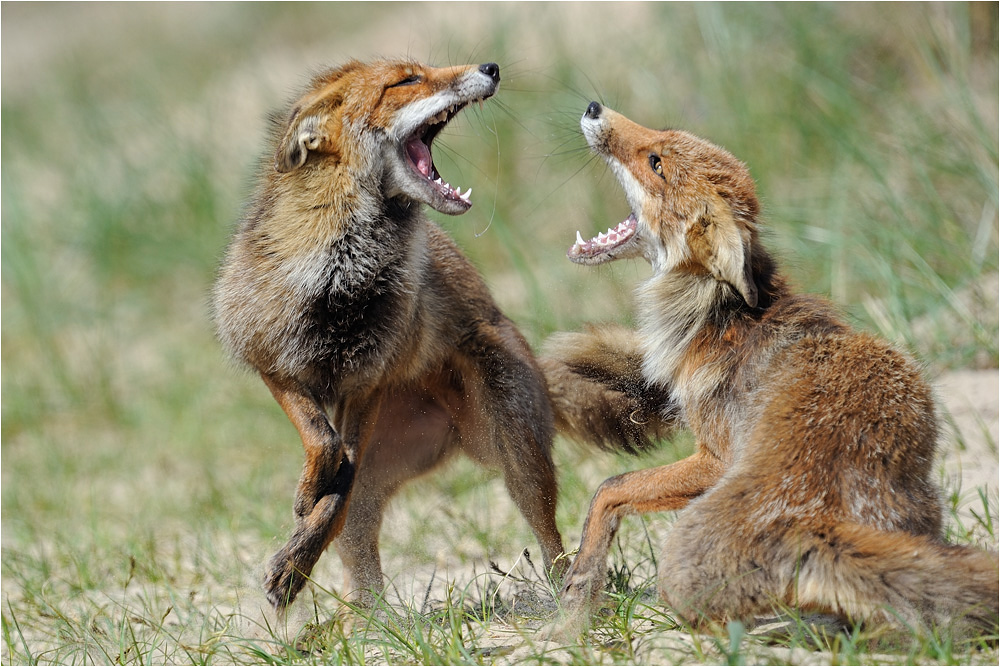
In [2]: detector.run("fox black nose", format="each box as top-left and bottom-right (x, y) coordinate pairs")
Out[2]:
(585, 101), (602, 119)
(479, 62), (500, 83)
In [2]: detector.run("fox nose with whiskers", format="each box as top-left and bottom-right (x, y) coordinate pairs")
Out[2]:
(585, 101), (603, 119)
(478, 62), (500, 83)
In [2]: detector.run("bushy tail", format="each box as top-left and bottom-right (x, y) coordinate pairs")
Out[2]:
(795, 522), (999, 631)
(540, 324), (679, 454)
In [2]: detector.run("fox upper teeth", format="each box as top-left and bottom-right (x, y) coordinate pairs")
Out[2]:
(571, 216), (637, 254)
(431, 105), (460, 125)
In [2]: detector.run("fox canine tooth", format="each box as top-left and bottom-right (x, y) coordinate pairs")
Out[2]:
(576, 230), (586, 246)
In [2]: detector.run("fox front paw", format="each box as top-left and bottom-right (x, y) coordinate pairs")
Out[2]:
(543, 575), (600, 641)
(543, 566), (615, 641)
(264, 546), (309, 609)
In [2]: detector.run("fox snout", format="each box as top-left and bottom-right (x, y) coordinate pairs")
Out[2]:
(580, 101), (609, 149)
(580, 101), (623, 159)
(579, 101), (652, 156)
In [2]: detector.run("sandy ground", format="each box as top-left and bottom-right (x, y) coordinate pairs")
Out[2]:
(233, 367), (998, 665)
(936, 368), (999, 534)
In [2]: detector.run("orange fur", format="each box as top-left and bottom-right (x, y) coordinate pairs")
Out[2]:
(214, 60), (565, 609)
(545, 102), (998, 633)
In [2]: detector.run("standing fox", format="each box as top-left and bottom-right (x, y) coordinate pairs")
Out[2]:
(213, 59), (565, 610)
(542, 101), (998, 631)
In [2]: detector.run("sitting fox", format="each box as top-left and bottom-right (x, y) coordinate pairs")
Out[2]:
(542, 101), (998, 632)
(214, 60), (565, 610)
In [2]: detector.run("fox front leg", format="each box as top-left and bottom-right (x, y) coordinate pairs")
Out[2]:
(260, 377), (383, 608)
(262, 375), (344, 521)
(558, 450), (725, 622)
(264, 456), (357, 608)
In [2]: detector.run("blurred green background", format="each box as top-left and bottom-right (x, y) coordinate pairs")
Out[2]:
(2, 3), (997, 663)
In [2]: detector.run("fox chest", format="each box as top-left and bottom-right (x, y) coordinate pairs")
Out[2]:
(678, 373), (764, 465)
(292, 253), (418, 382)
(244, 226), (426, 390)
(318, 272), (410, 360)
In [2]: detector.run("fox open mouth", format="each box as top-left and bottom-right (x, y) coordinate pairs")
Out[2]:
(403, 101), (481, 209)
(568, 213), (638, 264)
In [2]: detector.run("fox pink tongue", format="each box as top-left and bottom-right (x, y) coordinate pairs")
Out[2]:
(403, 133), (472, 206)
(406, 137), (433, 177)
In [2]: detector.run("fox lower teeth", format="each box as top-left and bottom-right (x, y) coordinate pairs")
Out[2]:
(432, 175), (471, 203)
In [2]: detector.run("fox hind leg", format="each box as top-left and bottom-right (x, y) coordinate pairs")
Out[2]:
(498, 444), (566, 578)
(657, 509), (796, 626)
(465, 395), (565, 579)
(461, 334), (567, 581)
(657, 488), (1000, 630)
(333, 482), (388, 609)
(333, 389), (458, 608)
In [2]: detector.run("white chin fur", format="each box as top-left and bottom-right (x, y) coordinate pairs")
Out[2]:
(606, 158), (645, 215)
(383, 69), (496, 214)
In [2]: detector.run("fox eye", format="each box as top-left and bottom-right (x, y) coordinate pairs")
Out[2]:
(649, 154), (665, 178)
(388, 75), (421, 88)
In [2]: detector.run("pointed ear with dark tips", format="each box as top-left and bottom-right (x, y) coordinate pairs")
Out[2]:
(274, 114), (322, 173)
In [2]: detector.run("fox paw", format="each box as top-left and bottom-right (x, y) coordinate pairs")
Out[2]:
(264, 547), (309, 609)
(558, 567), (604, 610)
(544, 570), (618, 642)
(542, 608), (592, 643)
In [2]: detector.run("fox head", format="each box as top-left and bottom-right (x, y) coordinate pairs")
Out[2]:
(271, 59), (500, 216)
(571, 102), (760, 308)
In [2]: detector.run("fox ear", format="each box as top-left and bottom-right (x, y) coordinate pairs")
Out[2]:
(274, 114), (323, 173)
(702, 213), (759, 308)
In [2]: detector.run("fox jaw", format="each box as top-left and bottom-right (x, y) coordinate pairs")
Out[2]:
(571, 101), (759, 308)
(273, 60), (500, 215)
